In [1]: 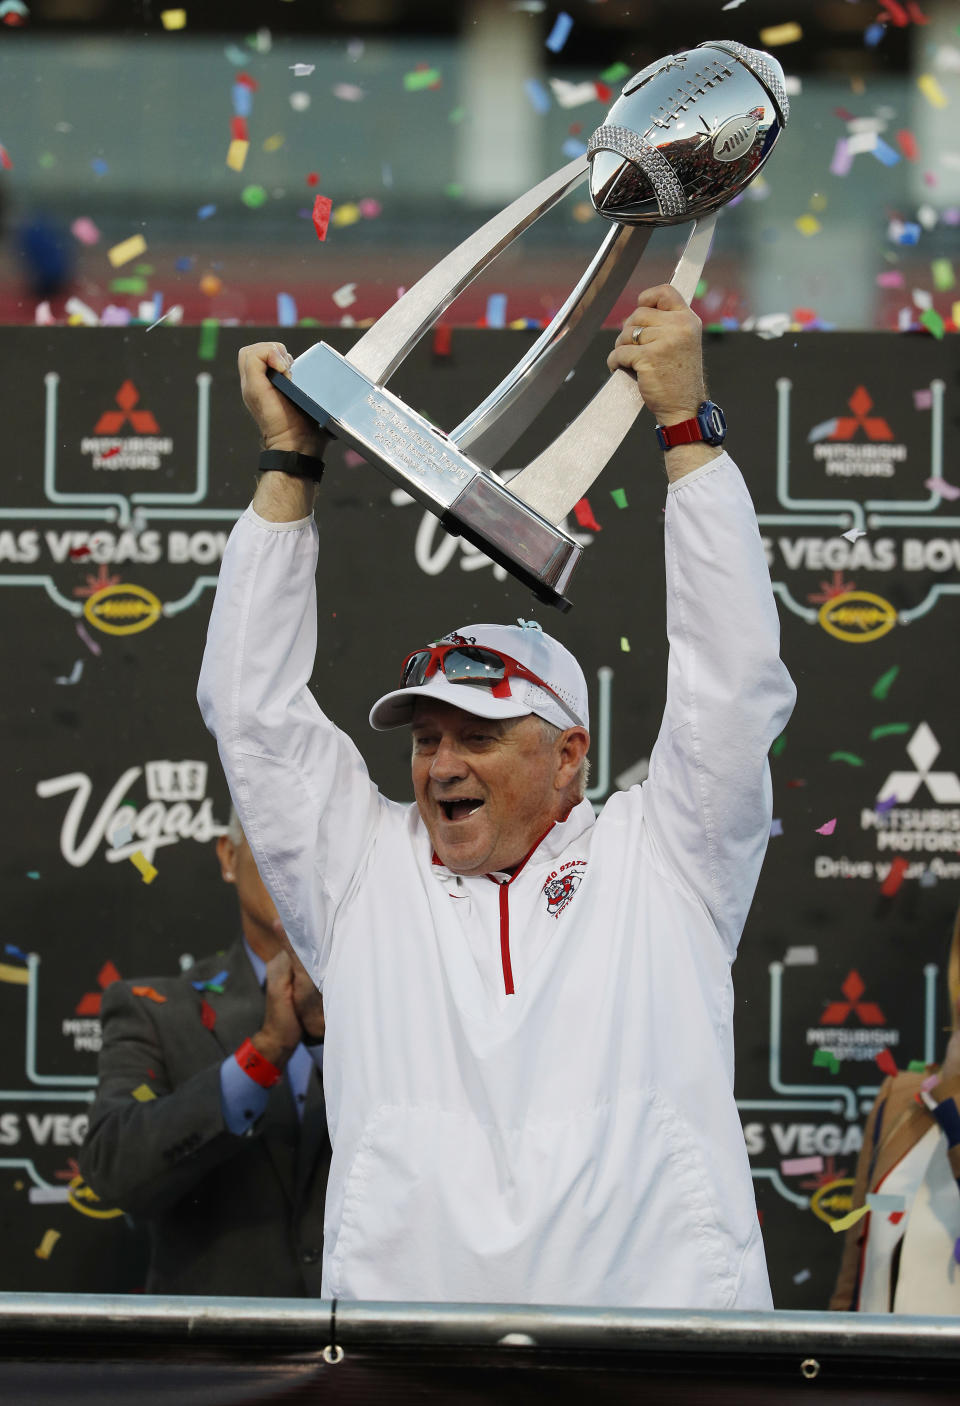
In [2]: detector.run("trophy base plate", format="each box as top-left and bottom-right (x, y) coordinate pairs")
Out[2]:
(268, 365), (579, 612)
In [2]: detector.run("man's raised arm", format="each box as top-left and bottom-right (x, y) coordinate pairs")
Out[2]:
(197, 343), (380, 986)
(609, 287), (797, 957)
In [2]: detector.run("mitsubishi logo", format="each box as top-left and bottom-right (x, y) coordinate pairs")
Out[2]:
(878, 723), (960, 805)
(820, 971), (885, 1027)
(93, 380), (160, 435)
(830, 386), (894, 442)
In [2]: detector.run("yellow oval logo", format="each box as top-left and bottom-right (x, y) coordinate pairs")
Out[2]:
(84, 583), (162, 637)
(66, 1173), (125, 1220)
(810, 1177), (856, 1225)
(818, 591), (897, 644)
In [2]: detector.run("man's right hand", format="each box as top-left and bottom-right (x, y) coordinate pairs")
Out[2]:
(251, 950), (303, 1070)
(238, 341), (328, 456)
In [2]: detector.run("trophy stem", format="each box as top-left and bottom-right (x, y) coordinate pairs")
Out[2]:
(507, 212), (718, 527)
(450, 222), (653, 471)
(344, 156), (588, 389)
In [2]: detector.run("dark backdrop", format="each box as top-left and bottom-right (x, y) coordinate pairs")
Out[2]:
(0, 324), (957, 1310)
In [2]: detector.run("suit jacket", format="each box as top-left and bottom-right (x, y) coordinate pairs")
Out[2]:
(830, 1070), (960, 1312)
(79, 939), (331, 1296)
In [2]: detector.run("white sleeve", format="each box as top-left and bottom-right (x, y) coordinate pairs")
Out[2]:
(197, 505), (380, 987)
(641, 452), (797, 959)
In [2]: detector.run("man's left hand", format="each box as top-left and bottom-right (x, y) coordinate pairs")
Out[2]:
(607, 284), (707, 427)
(272, 919), (325, 1041)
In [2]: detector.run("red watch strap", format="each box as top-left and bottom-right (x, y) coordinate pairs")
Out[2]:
(235, 1037), (282, 1088)
(657, 417), (702, 448)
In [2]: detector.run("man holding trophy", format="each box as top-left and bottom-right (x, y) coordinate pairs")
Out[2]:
(199, 41), (796, 1308)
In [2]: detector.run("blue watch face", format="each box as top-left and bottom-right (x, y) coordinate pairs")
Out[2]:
(696, 401), (727, 445)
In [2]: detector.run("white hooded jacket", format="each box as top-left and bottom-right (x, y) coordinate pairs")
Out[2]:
(198, 451), (796, 1309)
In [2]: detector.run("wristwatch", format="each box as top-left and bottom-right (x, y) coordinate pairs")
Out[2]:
(655, 400), (727, 452)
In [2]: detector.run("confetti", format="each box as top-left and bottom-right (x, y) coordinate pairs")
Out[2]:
(573, 498), (602, 532)
(160, 9), (186, 29)
(549, 79), (598, 109)
(760, 22), (803, 46)
(404, 68), (441, 91)
(781, 1155), (824, 1176)
(876, 270), (905, 289)
(866, 1192), (907, 1214)
(432, 324), (452, 356)
(920, 308), (945, 340)
(913, 388), (932, 410)
(131, 1083), (157, 1102)
(545, 11), (573, 52)
(198, 318), (219, 361)
(876, 1048), (899, 1076)
(332, 281), (357, 309)
(54, 659), (83, 686)
(610, 488), (628, 509)
(870, 723), (910, 740)
(785, 946), (818, 965)
(333, 202), (361, 227)
(107, 234), (147, 268)
(880, 857), (908, 897)
(907, 1060), (928, 1073)
(34, 1229), (61, 1260)
(70, 216), (100, 245)
(829, 752), (864, 766)
(241, 184), (268, 208)
(130, 851), (158, 884)
(600, 62), (630, 84)
(333, 84), (364, 102)
(485, 293), (508, 328)
(816, 819), (837, 835)
(197, 203), (216, 220)
(792, 1268), (812, 1284)
(290, 92), (311, 112)
(769, 818), (783, 837)
(289, 63), (315, 77)
(4, 944), (27, 962)
(132, 985), (166, 1003)
(619, 637), (630, 653)
(830, 1204), (870, 1234)
(276, 292), (297, 326)
(875, 794), (898, 814)
(921, 1072), (940, 1092)
(842, 528), (866, 543)
(312, 194), (332, 241)
(871, 665), (899, 700)
(917, 74), (948, 108)
(226, 139), (249, 172)
(795, 215), (821, 237)
(231, 116), (249, 144)
(829, 138), (853, 177)
(872, 139), (900, 167)
(524, 78), (551, 115)
(924, 476), (960, 500)
(0, 962), (30, 986)
(232, 84), (253, 119)
(200, 997), (217, 1030)
(199, 273), (222, 297)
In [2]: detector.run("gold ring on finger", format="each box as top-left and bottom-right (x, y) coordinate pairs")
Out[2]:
(631, 326), (643, 345)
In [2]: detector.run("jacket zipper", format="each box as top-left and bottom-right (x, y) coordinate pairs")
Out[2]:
(487, 823), (555, 997)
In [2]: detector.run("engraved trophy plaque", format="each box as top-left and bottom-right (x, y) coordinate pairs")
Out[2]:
(271, 39), (789, 610)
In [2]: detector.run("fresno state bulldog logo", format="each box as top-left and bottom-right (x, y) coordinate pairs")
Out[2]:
(542, 864), (586, 918)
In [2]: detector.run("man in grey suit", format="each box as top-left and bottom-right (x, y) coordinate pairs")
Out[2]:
(79, 809), (330, 1296)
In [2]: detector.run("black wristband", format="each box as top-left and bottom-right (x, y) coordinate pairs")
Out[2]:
(258, 449), (325, 482)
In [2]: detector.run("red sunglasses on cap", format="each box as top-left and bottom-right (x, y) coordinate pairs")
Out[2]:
(399, 642), (583, 727)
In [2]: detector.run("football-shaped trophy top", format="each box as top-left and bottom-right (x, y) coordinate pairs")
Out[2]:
(587, 39), (789, 225)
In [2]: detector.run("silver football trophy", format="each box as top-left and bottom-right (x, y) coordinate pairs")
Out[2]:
(271, 40), (789, 609)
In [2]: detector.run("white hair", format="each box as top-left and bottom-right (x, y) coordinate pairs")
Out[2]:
(536, 718), (591, 797)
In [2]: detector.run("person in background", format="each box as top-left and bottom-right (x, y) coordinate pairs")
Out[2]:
(79, 807), (329, 1296)
(831, 905), (960, 1313)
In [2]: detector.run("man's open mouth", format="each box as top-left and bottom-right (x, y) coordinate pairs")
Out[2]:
(439, 798), (484, 822)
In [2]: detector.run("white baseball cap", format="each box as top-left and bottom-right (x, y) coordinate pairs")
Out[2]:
(369, 620), (589, 733)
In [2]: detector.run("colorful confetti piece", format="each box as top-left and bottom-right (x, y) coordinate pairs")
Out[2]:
(130, 851), (158, 884)
(34, 1229), (61, 1260)
(880, 857), (908, 897)
(815, 819), (837, 835)
(830, 1204), (870, 1234)
(760, 22), (803, 46)
(545, 11), (573, 53)
(131, 1083), (157, 1102)
(813, 1049), (840, 1074)
(312, 195), (333, 240)
(871, 665), (899, 700)
(107, 234), (147, 269)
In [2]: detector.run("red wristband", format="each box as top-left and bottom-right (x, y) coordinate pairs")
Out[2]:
(235, 1037), (282, 1088)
